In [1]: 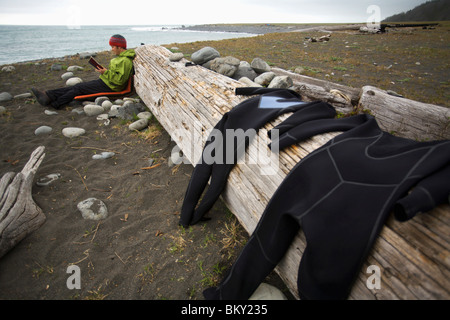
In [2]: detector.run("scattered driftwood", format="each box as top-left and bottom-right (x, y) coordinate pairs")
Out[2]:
(134, 45), (450, 300)
(0, 146), (46, 259)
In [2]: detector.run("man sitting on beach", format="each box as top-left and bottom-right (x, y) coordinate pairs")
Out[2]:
(31, 34), (136, 109)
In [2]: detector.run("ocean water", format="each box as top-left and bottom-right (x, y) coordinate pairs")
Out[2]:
(0, 25), (256, 65)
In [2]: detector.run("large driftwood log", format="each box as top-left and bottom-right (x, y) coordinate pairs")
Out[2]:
(359, 86), (450, 140)
(134, 45), (449, 300)
(0, 146), (46, 258)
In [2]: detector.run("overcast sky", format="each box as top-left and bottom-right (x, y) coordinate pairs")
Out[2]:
(0, 0), (429, 26)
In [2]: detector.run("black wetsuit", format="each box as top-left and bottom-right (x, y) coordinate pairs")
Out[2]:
(179, 88), (337, 227)
(203, 113), (450, 300)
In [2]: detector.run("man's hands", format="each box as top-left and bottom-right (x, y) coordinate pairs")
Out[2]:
(95, 67), (107, 75)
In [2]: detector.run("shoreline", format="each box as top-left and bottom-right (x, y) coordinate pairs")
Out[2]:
(180, 23), (365, 34)
(1, 23), (366, 66)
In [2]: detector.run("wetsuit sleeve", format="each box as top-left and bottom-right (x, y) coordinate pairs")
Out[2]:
(179, 116), (227, 227)
(179, 161), (214, 227)
(267, 101), (336, 139)
(394, 164), (450, 221)
(269, 114), (369, 150)
(235, 87), (301, 99)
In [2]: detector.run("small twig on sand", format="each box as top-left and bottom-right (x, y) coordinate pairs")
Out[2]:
(64, 164), (88, 191)
(140, 163), (162, 170)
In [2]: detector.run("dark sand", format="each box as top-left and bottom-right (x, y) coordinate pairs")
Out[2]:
(0, 48), (290, 301)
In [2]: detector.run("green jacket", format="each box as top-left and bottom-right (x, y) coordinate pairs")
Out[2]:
(100, 49), (136, 91)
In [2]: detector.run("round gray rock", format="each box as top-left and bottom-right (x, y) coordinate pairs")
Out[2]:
(77, 198), (108, 220)
(84, 104), (105, 116)
(129, 118), (149, 131)
(191, 47), (220, 65)
(35, 125), (53, 136)
(61, 72), (74, 81)
(251, 58), (271, 74)
(66, 77), (83, 86)
(62, 127), (86, 138)
(0, 92), (13, 102)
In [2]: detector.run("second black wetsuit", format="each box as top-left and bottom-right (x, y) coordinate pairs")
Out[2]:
(203, 114), (450, 300)
(179, 88), (337, 226)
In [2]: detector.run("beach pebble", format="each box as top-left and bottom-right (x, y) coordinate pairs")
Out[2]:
(35, 125), (53, 136)
(0, 106), (6, 114)
(96, 114), (110, 126)
(67, 65), (84, 72)
(114, 99), (124, 105)
(51, 64), (63, 71)
(101, 100), (113, 110)
(239, 77), (262, 87)
(77, 198), (108, 221)
(255, 72), (276, 86)
(108, 105), (121, 118)
(96, 114), (109, 121)
(268, 76), (293, 89)
(249, 283), (287, 300)
(0, 92), (13, 102)
(95, 96), (110, 106)
(169, 149), (185, 167)
(129, 118), (149, 131)
(1, 66), (15, 72)
(84, 104), (105, 116)
(137, 111), (152, 120)
(45, 109), (58, 115)
(169, 52), (184, 62)
(14, 93), (32, 99)
(71, 107), (85, 115)
(62, 127), (86, 138)
(124, 97), (140, 103)
(66, 77), (83, 86)
(36, 173), (61, 187)
(251, 58), (271, 74)
(191, 47), (220, 65)
(61, 72), (74, 81)
(92, 152), (115, 160)
(117, 103), (147, 120)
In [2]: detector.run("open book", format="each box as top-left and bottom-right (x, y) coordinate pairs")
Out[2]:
(88, 56), (104, 70)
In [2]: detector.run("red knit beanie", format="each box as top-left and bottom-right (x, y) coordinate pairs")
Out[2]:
(109, 34), (127, 49)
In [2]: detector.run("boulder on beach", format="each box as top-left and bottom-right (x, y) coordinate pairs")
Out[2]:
(209, 56), (240, 77)
(268, 75), (293, 89)
(251, 58), (271, 74)
(191, 47), (220, 65)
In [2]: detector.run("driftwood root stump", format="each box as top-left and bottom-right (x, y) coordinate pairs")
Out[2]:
(0, 146), (46, 259)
